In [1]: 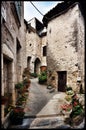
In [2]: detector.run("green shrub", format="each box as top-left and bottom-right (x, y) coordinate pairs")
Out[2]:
(15, 82), (23, 89)
(38, 71), (47, 84)
(39, 75), (47, 84)
(30, 73), (38, 78)
(70, 105), (83, 118)
(70, 93), (84, 118)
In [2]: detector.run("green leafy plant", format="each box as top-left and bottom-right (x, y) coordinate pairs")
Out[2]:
(16, 95), (27, 106)
(15, 82), (23, 89)
(30, 73), (38, 78)
(66, 90), (74, 95)
(4, 104), (15, 115)
(65, 95), (72, 102)
(70, 94), (84, 118)
(38, 71), (47, 84)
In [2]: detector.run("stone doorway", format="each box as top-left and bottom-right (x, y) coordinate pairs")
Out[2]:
(34, 58), (41, 75)
(3, 56), (13, 116)
(57, 71), (67, 92)
(3, 57), (12, 94)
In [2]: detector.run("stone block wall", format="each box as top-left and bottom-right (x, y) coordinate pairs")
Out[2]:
(1, 1), (26, 124)
(47, 3), (84, 91)
(26, 28), (42, 73)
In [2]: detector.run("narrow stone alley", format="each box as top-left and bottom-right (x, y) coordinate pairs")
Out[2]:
(1, 1), (85, 129)
(9, 78), (56, 129)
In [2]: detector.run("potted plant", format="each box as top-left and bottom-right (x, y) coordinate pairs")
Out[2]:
(1, 95), (9, 105)
(65, 95), (72, 102)
(23, 78), (31, 88)
(38, 71), (47, 84)
(16, 95), (27, 105)
(61, 104), (72, 116)
(68, 93), (85, 126)
(9, 107), (25, 125)
(70, 94), (84, 117)
(15, 82), (23, 89)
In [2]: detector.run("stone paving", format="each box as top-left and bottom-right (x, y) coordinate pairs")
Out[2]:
(29, 92), (85, 129)
(8, 78), (85, 129)
(24, 78), (56, 116)
(8, 78), (56, 128)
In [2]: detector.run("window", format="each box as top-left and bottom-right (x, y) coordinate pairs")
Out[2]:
(43, 46), (46, 56)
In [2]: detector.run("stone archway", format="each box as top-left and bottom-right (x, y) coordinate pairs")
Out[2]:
(34, 58), (41, 75)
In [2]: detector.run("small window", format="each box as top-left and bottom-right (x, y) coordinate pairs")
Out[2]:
(43, 46), (46, 56)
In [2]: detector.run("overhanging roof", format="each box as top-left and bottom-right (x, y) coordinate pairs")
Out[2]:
(42, 1), (85, 27)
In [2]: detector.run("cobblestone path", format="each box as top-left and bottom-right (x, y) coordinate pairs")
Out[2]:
(9, 78), (56, 129)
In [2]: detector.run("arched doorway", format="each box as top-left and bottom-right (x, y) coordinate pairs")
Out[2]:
(34, 58), (41, 74)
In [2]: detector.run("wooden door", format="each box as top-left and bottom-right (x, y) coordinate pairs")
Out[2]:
(58, 71), (67, 92)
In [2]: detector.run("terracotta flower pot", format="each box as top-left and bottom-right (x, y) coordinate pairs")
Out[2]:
(1, 96), (8, 105)
(9, 107), (25, 125)
(62, 109), (72, 116)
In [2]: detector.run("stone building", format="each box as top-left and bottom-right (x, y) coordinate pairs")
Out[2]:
(24, 18), (47, 75)
(43, 1), (85, 92)
(1, 3), (47, 125)
(1, 1), (26, 125)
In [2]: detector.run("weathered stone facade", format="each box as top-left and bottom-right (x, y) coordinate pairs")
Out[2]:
(1, 7), (47, 124)
(1, 1), (84, 127)
(43, 3), (85, 92)
(1, 1), (26, 124)
(24, 18), (47, 74)
(26, 27), (41, 74)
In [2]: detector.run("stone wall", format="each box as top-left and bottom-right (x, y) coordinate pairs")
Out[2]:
(26, 28), (41, 73)
(77, 7), (85, 90)
(47, 3), (84, 91)
(18, 2), (27, 77)
(1, 1), (25, 124)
